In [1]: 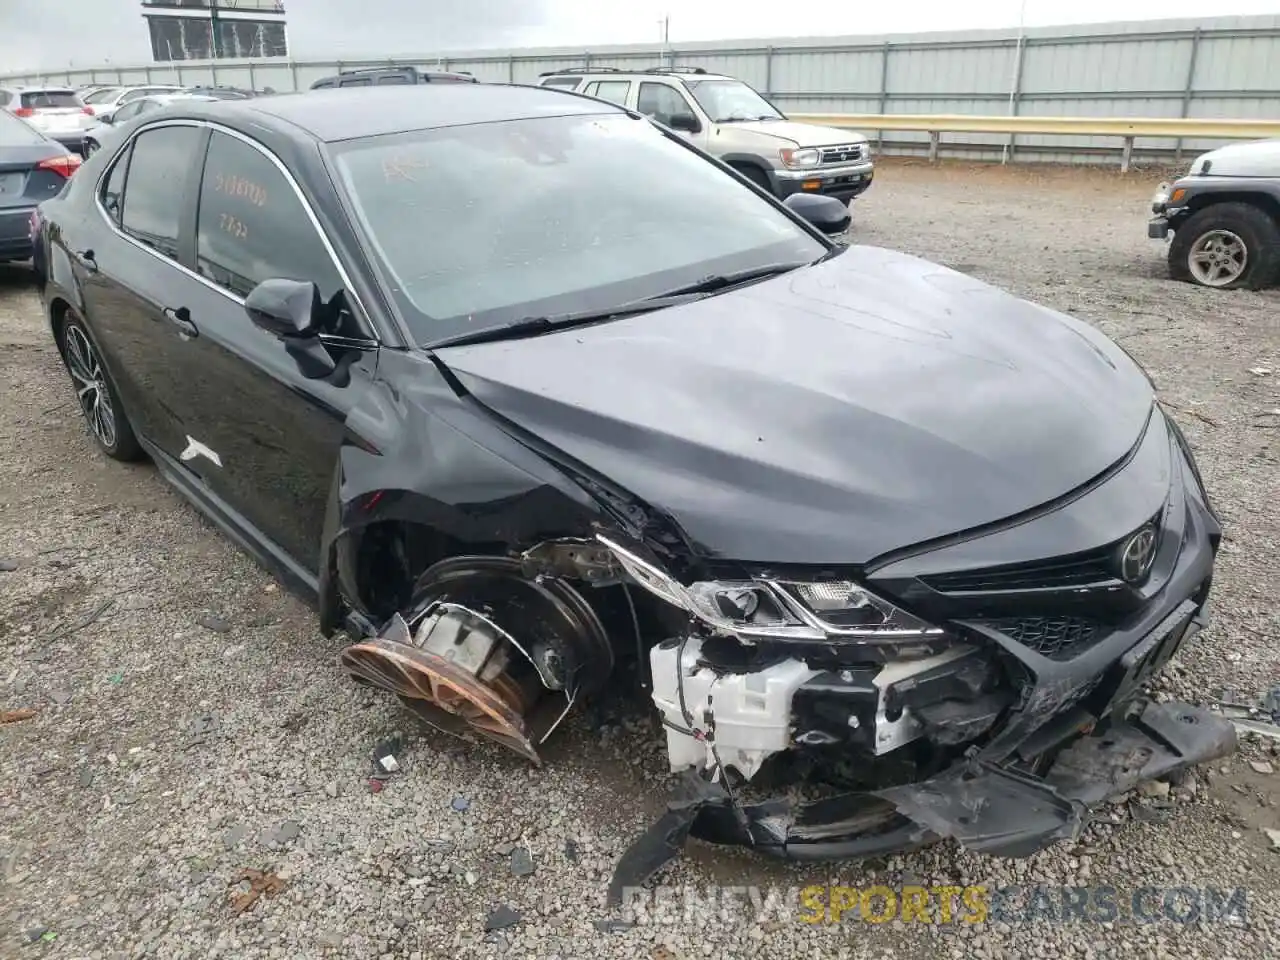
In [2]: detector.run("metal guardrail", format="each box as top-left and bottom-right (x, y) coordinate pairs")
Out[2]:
(790, 113), (1280, 171)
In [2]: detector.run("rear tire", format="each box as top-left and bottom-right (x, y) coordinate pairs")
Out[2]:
(1168, 202), (1280, 290)
(59, 314), (144, 462)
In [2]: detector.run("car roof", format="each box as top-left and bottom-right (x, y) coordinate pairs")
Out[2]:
(162, 83), (624, 143)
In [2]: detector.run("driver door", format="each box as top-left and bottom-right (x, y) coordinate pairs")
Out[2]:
(166, 128), (378, 572)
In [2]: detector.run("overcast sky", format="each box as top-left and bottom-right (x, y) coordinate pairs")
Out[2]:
(1, 0), (1277, 72)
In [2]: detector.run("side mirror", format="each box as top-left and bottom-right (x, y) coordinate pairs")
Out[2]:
(668, 113), (700, 134)
(783, 193), (851, 235)
(244, 278), (337, 379)
(245, 277), (323, 338)
(97, 112), (114, 125)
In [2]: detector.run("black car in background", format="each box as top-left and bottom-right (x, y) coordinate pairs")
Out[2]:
(31, 84), (1232, 894)
(0, 108), (80, 264)
(309, 66), (477, 89)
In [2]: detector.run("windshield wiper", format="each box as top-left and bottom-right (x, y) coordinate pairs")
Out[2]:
(428, 263), (809, 350)
(426, 292), (710, 349)
(655, 261), (809, 298)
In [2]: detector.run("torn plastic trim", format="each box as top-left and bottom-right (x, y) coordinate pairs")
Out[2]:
(607, 699), (1236, 902)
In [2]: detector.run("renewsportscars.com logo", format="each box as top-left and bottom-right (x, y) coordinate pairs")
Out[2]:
(616, 884), (1250, 927)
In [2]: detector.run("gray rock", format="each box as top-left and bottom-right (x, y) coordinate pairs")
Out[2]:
(197, 614), (231, 634)
(0, 559), (19, 572)
(276, 820), (301, 843)
(324, 781), (339, 798)
(451, 796), (470, 813)
(483, 905), (521, 932)
(510, 846), (535, 877)
(223, 824), (249, 851)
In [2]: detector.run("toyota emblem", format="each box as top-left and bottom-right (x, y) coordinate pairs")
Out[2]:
(1118, 525), (1158, 582)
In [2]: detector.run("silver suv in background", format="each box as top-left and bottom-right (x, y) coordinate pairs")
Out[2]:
(537, 67), (874, 203)
(0, 86), (96, 153)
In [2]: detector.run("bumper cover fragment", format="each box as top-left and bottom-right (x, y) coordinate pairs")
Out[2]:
(608, 699), (1235, 902)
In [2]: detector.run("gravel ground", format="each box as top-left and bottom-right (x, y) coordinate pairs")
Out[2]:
(2, 158), (1279, 960)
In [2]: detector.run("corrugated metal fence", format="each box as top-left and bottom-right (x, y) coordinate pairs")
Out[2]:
(5, 14), (1280, 163)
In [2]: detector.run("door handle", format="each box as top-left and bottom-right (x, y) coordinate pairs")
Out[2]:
(162, 306), (199, 339)
(74, 249), (98, 273)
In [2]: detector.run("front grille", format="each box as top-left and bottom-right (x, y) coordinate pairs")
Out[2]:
(820, 143), (865, 164)
(924, 550), (1116, 593)
(974, 616), (1106, 660)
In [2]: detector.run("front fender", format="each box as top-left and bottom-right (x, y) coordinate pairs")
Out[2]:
(316, 351), (619, 635)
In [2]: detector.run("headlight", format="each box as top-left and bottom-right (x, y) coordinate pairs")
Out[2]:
(780, 147), (821, 169)
(774, 581), (945, 641)
(599, 536), (946, 645)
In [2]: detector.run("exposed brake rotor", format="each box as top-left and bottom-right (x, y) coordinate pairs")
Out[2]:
(342, 640), (546, 762)
(341, 602), (574, 765)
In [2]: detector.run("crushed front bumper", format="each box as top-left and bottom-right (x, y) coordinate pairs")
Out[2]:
(610, 698), (1234, 903)
(610, 422), (1226, 902)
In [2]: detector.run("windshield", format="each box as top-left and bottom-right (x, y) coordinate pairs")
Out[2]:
(330, 113), (825, 345)
(686, 79), (783, 122)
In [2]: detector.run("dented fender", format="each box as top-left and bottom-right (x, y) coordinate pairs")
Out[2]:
(317, 350), (676, 634)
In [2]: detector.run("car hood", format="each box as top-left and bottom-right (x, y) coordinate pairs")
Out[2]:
(438, 246), (1154, 565)
(723, 119), (867, 148)
(1188, 138), (1280, 178)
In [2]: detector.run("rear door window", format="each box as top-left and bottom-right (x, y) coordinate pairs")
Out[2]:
(583, 80), (631, 105)
(339, 77), (372, 87)
(377, 74), (411, 85)
(119, 125), (203, 260)
(100, 143), (132, 224)
(20, 90), (81, 109)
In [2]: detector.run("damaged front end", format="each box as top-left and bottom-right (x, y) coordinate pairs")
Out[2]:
(600, 523), (1234, 901)
(330, 392), (1233, 899)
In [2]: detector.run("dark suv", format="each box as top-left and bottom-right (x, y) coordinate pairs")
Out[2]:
(309, 66), (477, 89)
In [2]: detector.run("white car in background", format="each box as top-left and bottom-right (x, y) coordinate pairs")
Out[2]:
(0, 86), (96, 154)
(79, 84), (186, 122)
(81, 93), (218, 157)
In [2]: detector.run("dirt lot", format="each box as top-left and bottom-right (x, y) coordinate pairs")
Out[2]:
(2, 159), (1279, 960)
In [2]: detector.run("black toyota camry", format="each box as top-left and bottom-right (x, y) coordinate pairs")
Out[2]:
(32, 84), (1232, 892)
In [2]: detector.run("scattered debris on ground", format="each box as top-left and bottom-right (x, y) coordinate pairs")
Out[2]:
(228, 868), (287, 915)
